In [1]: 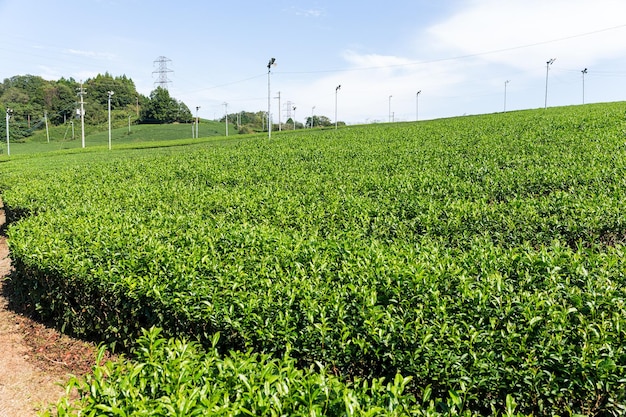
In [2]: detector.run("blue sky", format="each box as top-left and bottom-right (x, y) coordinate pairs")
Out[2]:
(1, 0), (626, 124)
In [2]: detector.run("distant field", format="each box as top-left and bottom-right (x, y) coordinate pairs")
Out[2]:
(1, 119), (237, 155)
(2, 103), (626, 416)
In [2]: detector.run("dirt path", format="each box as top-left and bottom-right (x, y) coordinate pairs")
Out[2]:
(0, 206), (98, 416)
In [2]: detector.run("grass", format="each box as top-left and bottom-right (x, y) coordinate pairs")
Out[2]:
(0, 119), (238, 156)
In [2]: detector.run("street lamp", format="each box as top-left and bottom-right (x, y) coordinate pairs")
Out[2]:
(311, 106), (316, 128)
(503, 80), (510, 112)
(416, 90), (421, 121)
(5, 108), (12, 156)
(293, 106), (296, 130)
(544, 58), (556, 109)
(107, 91), (114, 150)
(582, 68), (588, 104)
(267, 57), (276, 139)
(79, 81), (86, 148)
(195, 106), (200, 138)
(224, 102), (228, 136)
(335, 85), (341, 129)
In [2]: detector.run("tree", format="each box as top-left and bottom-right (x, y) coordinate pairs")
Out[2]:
(140, 87), (190, 124)
(305, 115), (332, 128)
(285, 118), (304, 130)
(1, 76), (45, 125)
(86, 73), (137, 109)
(42, 83), (75, 124)
(176, 101), (193, 123)
(218, 111), (274, 133)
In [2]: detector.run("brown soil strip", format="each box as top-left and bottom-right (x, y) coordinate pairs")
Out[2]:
(0, 205), (99, 416)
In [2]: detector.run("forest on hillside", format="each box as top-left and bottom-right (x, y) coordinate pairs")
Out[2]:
(1, 73), (343, 140)
(0, 74), (193, 140)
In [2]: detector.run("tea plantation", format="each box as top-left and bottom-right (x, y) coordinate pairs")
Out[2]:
(1, 103), (625, 415)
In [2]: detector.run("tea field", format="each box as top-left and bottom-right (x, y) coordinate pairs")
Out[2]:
(1, 103), (626, 415)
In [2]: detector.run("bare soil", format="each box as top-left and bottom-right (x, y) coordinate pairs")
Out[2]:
(0, 206), (99, 416)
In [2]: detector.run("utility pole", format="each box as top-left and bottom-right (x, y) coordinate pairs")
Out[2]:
(292, 106), (296, 130)
(388, 95), (393, 122)
(223, 102), (228, 136)
(267, 57), (276, 139)
(581, 68), (588, 104)
(544, 58), (556, 109)
(107, 91), (114, 150)
(335, 85), (341, 129)
(78, 82), (86, 148)
(195, 106), (200, 138)
(311, 106), (315, 128)
(5, 108), (12, 156)
(275, 91), (282, 131)
(416, 90), (421, 121)
(503, 81), (510, 112)
(44, 111), (50, 143)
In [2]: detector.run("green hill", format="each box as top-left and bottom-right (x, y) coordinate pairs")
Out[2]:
(1, 119), (237, 155)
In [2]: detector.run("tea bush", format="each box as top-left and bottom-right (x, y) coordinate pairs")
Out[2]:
(3, 103), (626, 415)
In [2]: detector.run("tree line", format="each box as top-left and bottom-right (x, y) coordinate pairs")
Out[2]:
(220, 112), (344, 134)
(1, 73), (344, 140)
(0, 73), (192, 140)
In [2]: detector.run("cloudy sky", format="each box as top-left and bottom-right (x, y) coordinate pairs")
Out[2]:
(1, 0), (625, 124)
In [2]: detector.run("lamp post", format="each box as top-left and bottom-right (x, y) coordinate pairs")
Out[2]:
(544, 58), (556, 109)
(223, 102), (228, 136)
(311, 106), (315, 128)
(581, 68), (588, 104)
(79, 81), (86, 148)
(388, 95), (393, 123)
(107, 91), (114, 150)
(267, 57), (276, 139)
(416, 90), (421, 121)
(195, 106), (200, 138)
(503, 80), (510, 112)
(293, 106), (296, 130)
(5, 108), (12, 156)
(335, 85), (341, 129)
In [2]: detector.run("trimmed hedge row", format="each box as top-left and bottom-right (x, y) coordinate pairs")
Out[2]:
(3, 103), (626, 415)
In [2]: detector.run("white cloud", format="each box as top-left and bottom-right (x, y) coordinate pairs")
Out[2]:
(277, 50), (479, 124)
(269, 0), (626, 123)
(342, 51), (417, 71)
(291, 7), (324, 17)
(37, 65), (64, 81)
(65, 49), (116, 60)
(426, 0), (626, 70)
(74, 71), (101, 82)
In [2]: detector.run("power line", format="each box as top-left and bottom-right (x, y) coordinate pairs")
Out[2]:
(161, 23), (626, 105)
(281, 23), (626, 75)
